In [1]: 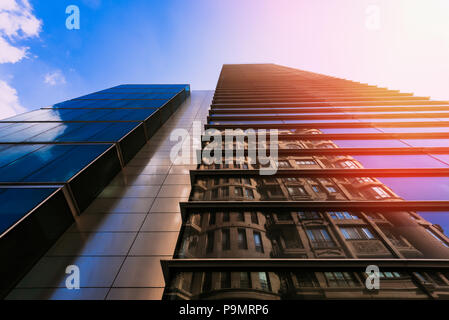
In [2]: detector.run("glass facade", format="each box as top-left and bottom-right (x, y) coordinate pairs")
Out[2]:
(0, 83), (189, 298)
(162, 64), (449, 300)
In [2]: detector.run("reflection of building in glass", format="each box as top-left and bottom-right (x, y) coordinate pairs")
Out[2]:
(163, 64), (449, 300)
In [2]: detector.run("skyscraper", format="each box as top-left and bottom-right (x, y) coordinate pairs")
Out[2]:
(162, 64), (449, 300)
(3, 64), (449, 300)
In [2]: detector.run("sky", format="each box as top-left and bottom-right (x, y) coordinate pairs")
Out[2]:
(1, 0), (449, 118)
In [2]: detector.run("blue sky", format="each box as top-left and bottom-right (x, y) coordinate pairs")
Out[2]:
(1, 0), (449, 115)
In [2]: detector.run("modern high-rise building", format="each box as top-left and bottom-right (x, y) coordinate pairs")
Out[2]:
(162, 64), (449, 300)
(2, 64), (449, 300)
(0, 84), (191, 299)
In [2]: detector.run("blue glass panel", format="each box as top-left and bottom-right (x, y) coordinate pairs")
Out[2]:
(52, 99), (166, 108)
(352, 155), (449, 168)
(0, 144), (44, 167)
(378, 177), (449, 200)
(75, 93), (175, 100)
(115, 84), (187, 89)
(0, 187), (58, 235)
(98, 88), (182, 94)
(0, 123), (61, 142)
(34, 122), (138, 142)
(0, 144), (112, 182)
(0, 108), (157, 122)
(332, 139), (408, 148)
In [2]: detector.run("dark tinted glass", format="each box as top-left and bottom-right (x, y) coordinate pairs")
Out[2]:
(0, 144), (113, 182)
(0, 187), (58, 235)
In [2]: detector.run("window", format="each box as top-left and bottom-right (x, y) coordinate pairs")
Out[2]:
(245, 188), (254, 199)
(221, 272), (231, 289)
(278, 160), (292, 168)
(192, 188), (204, 199)
(340, 160), (358, 169)
(282, 228), (303, 248)
(318, 143), (335, 149)
(243, 178), (251, 185)
(295, 272), (319, 287)
(365, 212), (382, 220)
(277, 212), (292, 221)
(297, 211), (321, 220)
(324, 272), (357, 287)
(306, 228), (336, 248)
(378, 271), (402, 279)
(238, 229), (248, 249)
(296, 160), (316, 165)
(180, 273), (191, 292)
(214, 177), (220, 185)
(286, 144), (301, 149)
(287, 186), (308, 196)
(253, 231), (264, 253)
(329, 211), (359, 220)
(222, 229), (230, 250)
(222, 211), (230, 222)
(311, 185), (321, 193)
(206, 231), (214, 253)
(258, 272), (271, 291)
(250, 212), (259, 224)
(427, 272), (448, 286)
(221, 187), (229, 197)
(285, 177), (299, 182)
(263, 177), (277, 184)
(234, 186), (243, 197)
(357, 177), (374, 183)
(213, 187), (229, 198)
(326, 186), (337, 193)
(192, 213), (201, 226)
(266, 185), (284, 196)
(209, 212), (216, 225)
(426, 228), (449, 248)
(237, 212), (245, 221)
(372, 186), (390, 199)
(381, 227), (408, 247)
(340, 227), (376, 240)
(200, 214), (205, 227)
(240, 272), (251, 288)
(202, 272), (212, 292)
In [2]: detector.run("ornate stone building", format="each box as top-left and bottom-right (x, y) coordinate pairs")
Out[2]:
(162, 64), (449, 300)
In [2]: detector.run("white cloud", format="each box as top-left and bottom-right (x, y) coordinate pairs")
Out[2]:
(0, 36), (27, 63)
(0, 0), (41, 117)
(0, 0), (42, 64)
(0, 80), (26, 119)
(44, 70), (66, 86)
